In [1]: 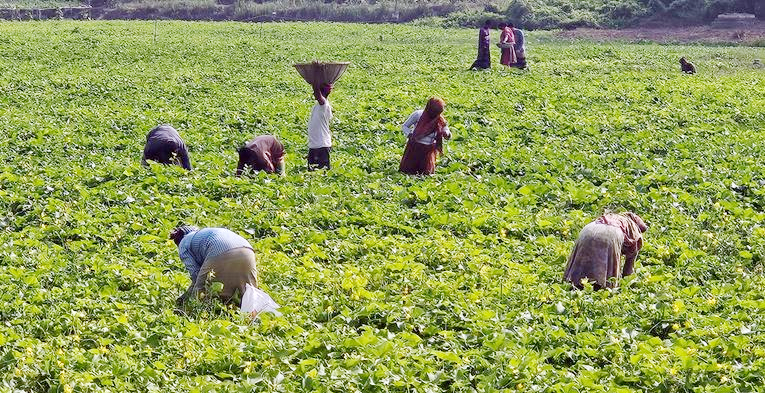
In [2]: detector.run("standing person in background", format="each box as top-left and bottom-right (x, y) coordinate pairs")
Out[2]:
(170, 225), (259, 307)
(141, 124), (192, 170)
(563, 212), (648, 289)
(236, 135), (286, 176)
(509, 23), (527, 69)
(307, 83), (333, 170)
(399, 97), (451, 175)
(469, 20), (492, 70)
(498, 22), (516, 67)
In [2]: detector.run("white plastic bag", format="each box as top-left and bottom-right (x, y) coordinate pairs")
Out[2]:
(241, 284), (282, 317)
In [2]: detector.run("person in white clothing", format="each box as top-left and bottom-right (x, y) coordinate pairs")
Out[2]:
(307, 83), (333, 170)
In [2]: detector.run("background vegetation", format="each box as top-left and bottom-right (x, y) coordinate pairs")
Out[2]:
(0, 20), (764, 391)
(0, 0), (763, 28)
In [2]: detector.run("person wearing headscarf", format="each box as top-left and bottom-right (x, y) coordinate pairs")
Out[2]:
(563, 212), (648, 289)
(498, 22), (516, 67)
(170, 225), (259, 306)
(399, 97), (451, 176)
(141, 124), (192, 170)
(307, 83), (333, 170)
(236, 135), (286, 176)
(469, 20), (492, 70)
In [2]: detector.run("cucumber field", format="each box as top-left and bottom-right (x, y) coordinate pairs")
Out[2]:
(1, 21), (765, 392)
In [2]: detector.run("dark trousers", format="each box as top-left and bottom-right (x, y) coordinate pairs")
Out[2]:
(308, 147), (331, 170)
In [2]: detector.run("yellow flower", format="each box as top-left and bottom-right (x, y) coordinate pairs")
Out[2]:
(63, 384), (73, 393)
(669, 368), (677, 376)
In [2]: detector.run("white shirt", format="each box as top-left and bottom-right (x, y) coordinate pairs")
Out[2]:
(307, 101), (333, 149)
(402, 110), (451, 145)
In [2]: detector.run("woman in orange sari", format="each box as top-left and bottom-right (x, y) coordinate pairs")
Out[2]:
(399, 97), (451, 175)
(563, 212), (648, 289)
(498, 22), (517, 66)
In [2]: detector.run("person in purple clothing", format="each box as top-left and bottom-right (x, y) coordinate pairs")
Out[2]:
(170, 225), (259, 306)
(142, 124), (192, 170)
(469, 20), (492, 70)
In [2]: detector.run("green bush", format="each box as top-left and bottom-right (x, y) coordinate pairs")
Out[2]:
(440, 10), (506, 28)
(506, 0), (533, 23)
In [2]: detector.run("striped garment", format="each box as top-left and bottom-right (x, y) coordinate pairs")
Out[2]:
(178, 228), (253, 283)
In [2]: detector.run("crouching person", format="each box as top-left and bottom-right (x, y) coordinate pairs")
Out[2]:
(563, 212), (648, 289)
(236, 135), (286, 176)
(170, 225), (258, 306)
(142, 124), (192, 170)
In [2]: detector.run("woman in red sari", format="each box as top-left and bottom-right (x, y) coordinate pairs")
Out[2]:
(498, 22), (517, 66)
(563, 212), (648, 289)
(399, 97), (451, 175)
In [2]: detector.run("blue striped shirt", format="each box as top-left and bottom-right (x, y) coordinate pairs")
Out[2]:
(178, 228), (253, 283)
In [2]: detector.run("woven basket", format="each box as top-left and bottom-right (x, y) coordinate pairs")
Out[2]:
(294, 61), (350, 87)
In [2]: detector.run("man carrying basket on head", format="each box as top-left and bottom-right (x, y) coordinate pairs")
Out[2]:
(294, 61), (349, 171)
(307, 83), (333, 170)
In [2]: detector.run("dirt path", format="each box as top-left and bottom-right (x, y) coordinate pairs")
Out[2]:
(556, 22), (765, 45)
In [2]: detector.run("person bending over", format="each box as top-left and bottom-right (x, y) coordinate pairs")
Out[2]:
(563, 212), (648, 289)
(170, 225), (259, 307)
(142, 124), (192, 170)
(236, 135), (286, 176)
(680, 57), (696, 74)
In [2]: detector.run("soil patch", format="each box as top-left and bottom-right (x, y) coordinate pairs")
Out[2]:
(557, 22), (765, 45)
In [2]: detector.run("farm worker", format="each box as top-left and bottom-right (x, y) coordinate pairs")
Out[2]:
(141, 124), (192, 170)
(563, 212), (648, 289)
(170, 225), (259, 306)
(399, 97), (451, 176)
(509, 23), (527, 69)
(236, 135), (286, 176)
(680, 57), (696, 74)
(469, 20), (492, 70)
(497, 22), (516, 66)
(307, 83), (333, 170)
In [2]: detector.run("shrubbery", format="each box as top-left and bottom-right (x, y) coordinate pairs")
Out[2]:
(2, 0), (763, 27)
(442, 0), (762, 29)
(499, 0), (762, 29)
